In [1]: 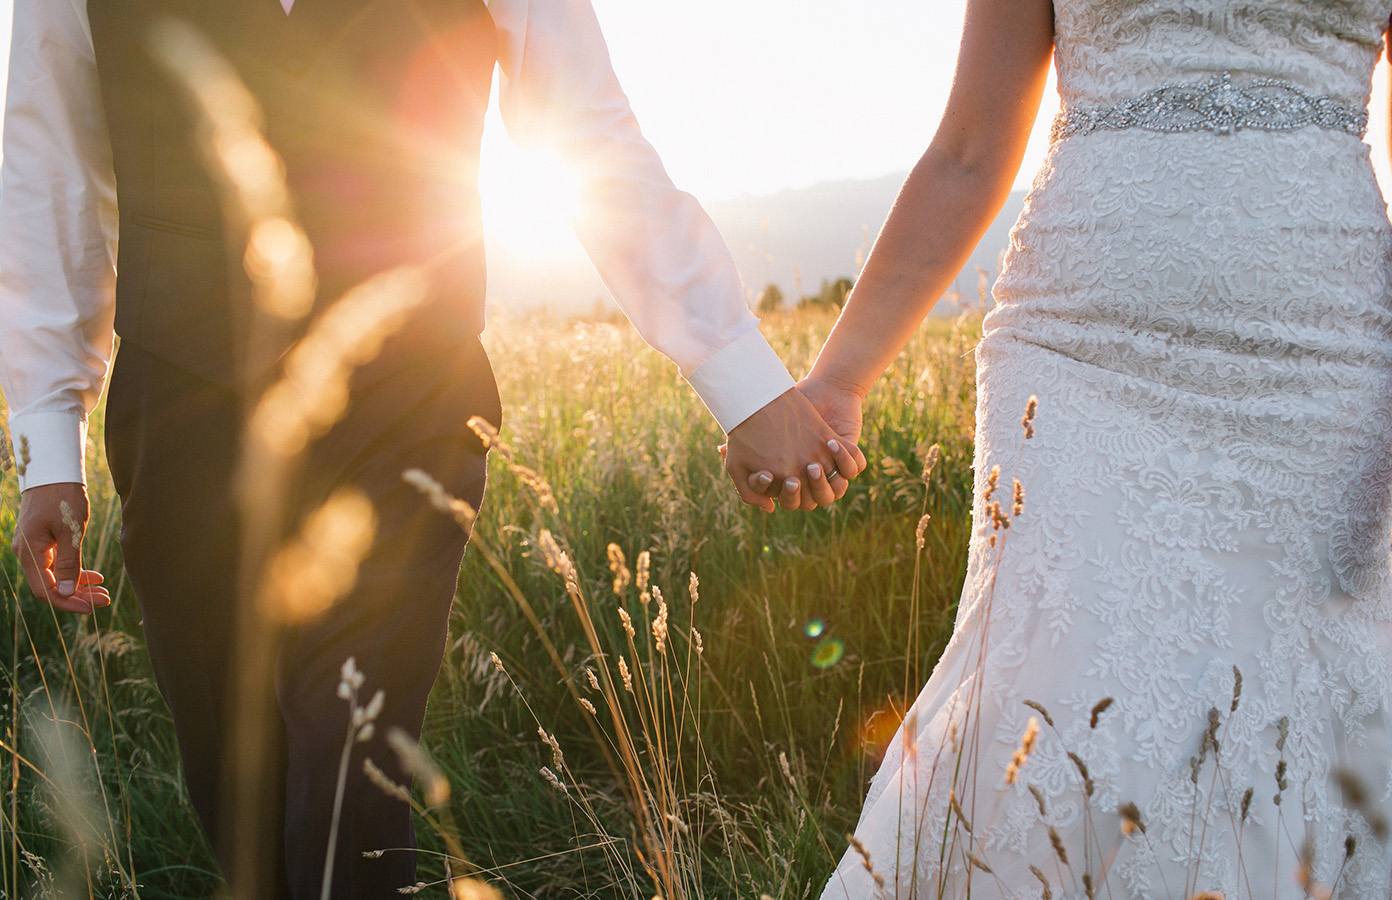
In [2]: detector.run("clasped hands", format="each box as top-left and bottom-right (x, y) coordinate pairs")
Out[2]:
(722, 377), (867, 513)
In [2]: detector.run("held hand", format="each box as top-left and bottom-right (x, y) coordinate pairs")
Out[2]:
(12, 483), (111, 614)
(798, 375), (867, 455)
(723, 387), (863, 512)
(745, 377), (869, 509)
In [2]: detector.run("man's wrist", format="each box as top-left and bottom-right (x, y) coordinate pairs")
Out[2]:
(686, 331), (796, 433)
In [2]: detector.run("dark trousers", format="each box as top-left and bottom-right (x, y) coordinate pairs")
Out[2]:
(104, 335), (499, 900)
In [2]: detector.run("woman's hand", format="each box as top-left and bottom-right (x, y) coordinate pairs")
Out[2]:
(722, 387), (864, 512)
(742, 379), (868, 511)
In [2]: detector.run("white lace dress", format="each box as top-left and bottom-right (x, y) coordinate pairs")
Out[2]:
(822, 3), (1392, 899)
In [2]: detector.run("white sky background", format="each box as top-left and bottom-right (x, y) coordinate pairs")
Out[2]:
(0, 3), (1388, 238)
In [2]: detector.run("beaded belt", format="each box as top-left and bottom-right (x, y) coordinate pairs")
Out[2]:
(1050, 73), (1368, 141)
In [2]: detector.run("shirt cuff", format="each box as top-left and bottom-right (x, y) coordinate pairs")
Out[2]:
(9, 410), (88, 491)
(686, 330), (796, 433)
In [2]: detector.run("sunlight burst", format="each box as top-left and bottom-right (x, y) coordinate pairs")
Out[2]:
(479, 124), (584, 262)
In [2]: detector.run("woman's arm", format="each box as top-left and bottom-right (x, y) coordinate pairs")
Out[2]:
(1385, 16), (1392, 171)
(804, 0), (1054, 406)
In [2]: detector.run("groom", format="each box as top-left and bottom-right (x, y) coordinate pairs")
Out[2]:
(1, 0), (859, 897)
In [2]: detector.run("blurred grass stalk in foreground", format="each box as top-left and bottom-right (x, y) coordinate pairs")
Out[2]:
(0, 18), (983, 897)
(1, 302), (980, 898)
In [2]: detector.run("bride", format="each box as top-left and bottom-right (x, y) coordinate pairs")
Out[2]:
(731, 0), (1392, 896)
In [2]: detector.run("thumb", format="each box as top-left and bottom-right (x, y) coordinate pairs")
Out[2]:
(52, 505), (83, 597)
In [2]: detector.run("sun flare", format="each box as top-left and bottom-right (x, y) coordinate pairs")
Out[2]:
(479, 115), (584, 261)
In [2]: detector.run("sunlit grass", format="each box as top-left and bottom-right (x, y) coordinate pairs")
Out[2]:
(0, 304), (981, 898)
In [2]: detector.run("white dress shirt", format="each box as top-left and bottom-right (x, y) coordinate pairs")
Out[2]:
(0, 0), (793, 492)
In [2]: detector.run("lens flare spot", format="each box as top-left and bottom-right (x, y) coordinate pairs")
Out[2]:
(761, 544), (773, 560)
(811, 638), (844, 669)
(804, 619), (826, 639)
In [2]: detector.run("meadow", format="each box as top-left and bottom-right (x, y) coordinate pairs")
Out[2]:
(0, 304), (983, 899)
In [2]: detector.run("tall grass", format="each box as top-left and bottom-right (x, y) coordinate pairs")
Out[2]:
(0, 304), (982, 898)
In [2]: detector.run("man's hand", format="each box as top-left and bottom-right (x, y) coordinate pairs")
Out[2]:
(723, 387), (864, 512)
(13, 482), (110, 614)
(736, 377), (869, 511)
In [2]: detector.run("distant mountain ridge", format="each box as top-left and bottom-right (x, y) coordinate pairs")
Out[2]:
(483, 173), (1027, 317)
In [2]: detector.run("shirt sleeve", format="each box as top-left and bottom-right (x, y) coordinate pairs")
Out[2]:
(0, 0), (118, 491)
(486, 0), (794, 432)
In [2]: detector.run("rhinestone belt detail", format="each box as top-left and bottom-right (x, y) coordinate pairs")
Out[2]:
(1050, 73), (1367, 141)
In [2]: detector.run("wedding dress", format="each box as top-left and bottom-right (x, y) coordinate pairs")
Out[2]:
(822, 2), (1392, 898)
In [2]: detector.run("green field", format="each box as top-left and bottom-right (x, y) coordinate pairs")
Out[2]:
(0, 305), (983, 899)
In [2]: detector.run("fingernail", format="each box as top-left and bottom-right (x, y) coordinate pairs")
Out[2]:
(755, 473), (773, 487)
(808, 463), (823, 479)
(58, 580), (75, 597)
(827, 439), (842, 453)
(785, 478), (800, 491)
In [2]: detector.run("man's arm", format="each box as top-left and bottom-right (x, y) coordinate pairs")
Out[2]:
(0, 0), (119, 611)
(485, 0), (863, 510)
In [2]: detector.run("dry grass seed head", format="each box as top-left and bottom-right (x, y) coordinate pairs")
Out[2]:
(387, 727), (448, 806)
(1067, 752), (1094, 797)
(949, 789), (973, 833)
(607, 543), (632, 594)
(983, 465), (1001, 503)
(916, 514), (931, 550)
(537, 726), (564, 770)
(652, 588), (669, 654)
(1024, 700), (1054, 727)
(17, 434), (30, 478)
(58, 501), (81, 549)
(1118, 801), (1145, 836)
(779, 751), (796, 787)
(636, 550), (652, 602)
(1089, 697), (1114, 729)
(1049, 827), (1069, 865)
(402, 469), (477, 532)
(539, 765), (568, 794)
(1022, 395), (1038, 439)
(919, 441), (942, 482)
(363, 757), (411, 804)
(1030, 865), (1052, 900)
(1005, 716), (1040, 785)
(466, 416), (511, 461)
(618, 606), (636, 639)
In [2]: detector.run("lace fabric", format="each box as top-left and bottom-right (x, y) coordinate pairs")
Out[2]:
(823, 2), (1392, 899)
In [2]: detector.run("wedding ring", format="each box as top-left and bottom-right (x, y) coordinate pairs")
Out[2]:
(826, 466), (841, 481)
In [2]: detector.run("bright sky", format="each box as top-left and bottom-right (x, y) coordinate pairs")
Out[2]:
(0, 1), (1388, 259)
(478, 0), (1060, 257)
(569, 0), (993, 201)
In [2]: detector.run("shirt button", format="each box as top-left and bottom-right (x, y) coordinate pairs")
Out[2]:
(284, 56), (307, 76)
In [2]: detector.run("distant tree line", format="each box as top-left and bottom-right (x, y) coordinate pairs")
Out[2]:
(755, 277), (854, 315)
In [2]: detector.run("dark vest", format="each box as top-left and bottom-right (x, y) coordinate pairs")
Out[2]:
(87, 0), (497, 385)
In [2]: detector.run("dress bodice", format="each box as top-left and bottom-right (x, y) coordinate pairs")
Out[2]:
(1053, 0), (1392, 111)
